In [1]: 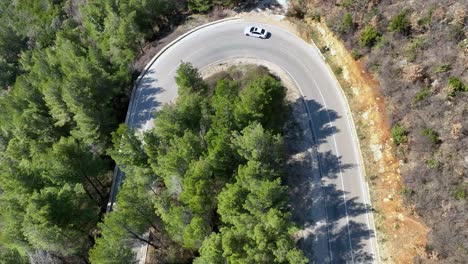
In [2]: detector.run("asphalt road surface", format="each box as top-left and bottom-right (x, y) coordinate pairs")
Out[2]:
(111, 19), (380, 263)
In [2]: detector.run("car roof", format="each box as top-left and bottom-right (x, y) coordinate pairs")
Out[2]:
(246, 26), (265, 34)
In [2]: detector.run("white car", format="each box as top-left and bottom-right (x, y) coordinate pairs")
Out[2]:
(244, 26), (268, 39)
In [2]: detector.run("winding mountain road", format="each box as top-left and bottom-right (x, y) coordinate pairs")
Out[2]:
(110, 18), (380, 263)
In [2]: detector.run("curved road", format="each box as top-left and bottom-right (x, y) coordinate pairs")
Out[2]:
(116, 19), (380, 263)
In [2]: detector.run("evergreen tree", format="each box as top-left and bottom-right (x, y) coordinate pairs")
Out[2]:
(234, 74), (286, 131)
(22, 184), (99, 256)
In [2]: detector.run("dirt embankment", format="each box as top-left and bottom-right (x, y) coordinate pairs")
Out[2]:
(298, 19), (429, 263)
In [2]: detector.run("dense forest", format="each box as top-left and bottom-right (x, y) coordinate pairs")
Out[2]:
(288, 0), (467, 262)
(0, 0), (268, 263)
(91, 64), (308, 263)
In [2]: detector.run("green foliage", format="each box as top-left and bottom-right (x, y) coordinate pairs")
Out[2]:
(211, 158), (307, 263)
(232, 123), (283, 165)
(34, 137), (108, 190)
(90, 168), (157, 263)
(0, 24), (26, 88)
(0, 0), (177, 260)
(360, 26), (381, 47)
(155, 130), (202, 189)
(453, 186), (466, 200)
(422, 128), (440, 145)
(110, 64), (305, 261)
(188, 0), (261, 13)
(22, 184), (99, 255)
(188, 0), (213, 12)
(108, 124), (147, 170)
(339, 0), (354, 8)
(433, 63), (452, 74)
(333, 66), (343, 75)
(391, 124), (408, 145)
(89, 213), (135, 264)
(449, 24), (464, 42)
(308, 11), (322, 22)
(406, 36), (427, 62)
(351, 49), (363, 60)
(183, 215), (212, 249)
(425, 157), (439, 169)
(176, 62), (208, 96)
(286, 1), (306, 19)
(234, 74), (286, 132)
(447, 77), (467, 96)
(401, 187), (415, 197)
(342, 13), (355, 33)
(417, 6), (435, 29)
(0, 248), (28, 264)
(413, 86), (431, 103)
(194, 233), (224, 264)
(389, 10), (411, 34)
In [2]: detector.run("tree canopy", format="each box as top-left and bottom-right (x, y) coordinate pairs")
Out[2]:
(91, 63), (308, 263)
(0, 0), (176, 261)
(1, 0), (307, 262)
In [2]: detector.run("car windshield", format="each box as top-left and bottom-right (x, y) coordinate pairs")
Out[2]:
(250, 27), (255, 32)
(260, 29), (265, 34)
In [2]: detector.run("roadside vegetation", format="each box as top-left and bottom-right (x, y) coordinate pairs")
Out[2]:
(288, 0), (467, 262)
(0, 0), (263, 263)
(91, 64), (308, 263)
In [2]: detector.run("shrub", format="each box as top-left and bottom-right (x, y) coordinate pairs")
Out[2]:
(351, 49), (362, 60)
(360, 26), (380, 47)
(188, 0), (213, 13)
(448, 77), (466, 96)
(425, 157), (438, 169)
(391, 124), (408, 145)
(413, 86), (431, 103)
(449, 24), (464, 42)
(342, 13), (354, 33)
(389, 10), (411, 34)
(401, 187), (415, 197)
(453, 186), (466, 200)
(333, 66), (343, 75)
(339, 0), (354, 9)
(433, 64), (452, 74)
(406, 36), (427, 62)
(287, 1), (306, 19)
(307, 9), (322, 22)
(422, 128), (440, 144)
(417, 6), (435, 29)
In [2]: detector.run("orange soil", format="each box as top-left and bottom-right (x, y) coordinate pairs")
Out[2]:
(304, 20), (428, 263)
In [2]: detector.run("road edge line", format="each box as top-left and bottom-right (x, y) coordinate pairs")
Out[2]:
(106, 16), (244, 264)
(311, 41), (383, 264)
(237, 19), (383, 262)
(108, 17), (244, 213)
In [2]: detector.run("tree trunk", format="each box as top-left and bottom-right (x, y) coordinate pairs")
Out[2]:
(125, 227), (159, 249)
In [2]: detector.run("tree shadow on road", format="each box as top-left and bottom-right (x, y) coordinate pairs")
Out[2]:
(285, 97), (375, 263)
(129, 70), (164, 130)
